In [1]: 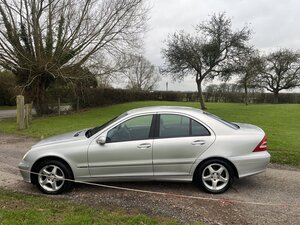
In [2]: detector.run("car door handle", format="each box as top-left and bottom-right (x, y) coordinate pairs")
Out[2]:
(137, 143), (152, 149)
(191, 140), (206, 146)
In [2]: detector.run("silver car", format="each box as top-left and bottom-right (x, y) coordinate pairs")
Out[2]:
(19, 106), (270, 194)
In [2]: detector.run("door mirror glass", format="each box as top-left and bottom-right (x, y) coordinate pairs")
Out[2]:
(96, 136), (106, 145)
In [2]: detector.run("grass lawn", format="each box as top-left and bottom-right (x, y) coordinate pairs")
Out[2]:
(0, 101), (299, 165)
(0, 191), (188, 225)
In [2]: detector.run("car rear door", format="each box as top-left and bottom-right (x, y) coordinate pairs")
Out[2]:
(153, 113), (215, 176)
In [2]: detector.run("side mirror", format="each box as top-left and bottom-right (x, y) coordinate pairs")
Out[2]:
(96, 136), (106, 145)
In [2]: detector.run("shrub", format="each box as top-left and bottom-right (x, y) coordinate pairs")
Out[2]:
(0, 71), (19, 106)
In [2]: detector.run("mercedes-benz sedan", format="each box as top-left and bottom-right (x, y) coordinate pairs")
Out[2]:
(19, 106), (270, 194)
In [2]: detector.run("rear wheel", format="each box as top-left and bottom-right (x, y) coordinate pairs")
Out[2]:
(194, 159), (234, 194)
(35, 160), (73, 195)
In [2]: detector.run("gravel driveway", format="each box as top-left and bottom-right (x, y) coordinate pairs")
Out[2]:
(0, 133), (299, 225)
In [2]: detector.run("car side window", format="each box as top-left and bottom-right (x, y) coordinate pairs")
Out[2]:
(159, 114), (190, 138)
(106, 115), (153, 143)
(191, 119), (210, 136)
(159, 114), (210, 138)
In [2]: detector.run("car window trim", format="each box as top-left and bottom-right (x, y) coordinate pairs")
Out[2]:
(150, 114), (158, 139)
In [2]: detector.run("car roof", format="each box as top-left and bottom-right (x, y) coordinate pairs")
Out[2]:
(124, 106), (239, 134)
(126, 106), (204, 115)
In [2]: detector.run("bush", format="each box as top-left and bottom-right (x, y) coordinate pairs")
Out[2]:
(78, 88), (186, 108)
(0, 71), (19, 106)
(204, 91), (300, 104)
(46, 87), (300, 109)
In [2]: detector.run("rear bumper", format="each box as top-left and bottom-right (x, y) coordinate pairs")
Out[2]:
(229, 151), (271, 178)
(18, 160), (31, 183)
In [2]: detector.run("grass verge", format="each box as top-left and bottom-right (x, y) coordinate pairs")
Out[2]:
(0, 101), (299, 165)
(0, 190), (198, 225)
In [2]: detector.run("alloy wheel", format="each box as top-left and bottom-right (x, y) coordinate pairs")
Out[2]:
(38, 165), (65, 192)
(201, 163), (229, 191)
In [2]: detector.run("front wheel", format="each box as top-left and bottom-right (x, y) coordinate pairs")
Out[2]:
(194, 159), (234, 194)
(36, 160), (73, 194)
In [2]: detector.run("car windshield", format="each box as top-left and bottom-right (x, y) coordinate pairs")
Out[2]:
(203, 112), (240, 129)
(85, 112), (128, 138)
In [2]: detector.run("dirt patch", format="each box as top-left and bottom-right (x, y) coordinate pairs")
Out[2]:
(0, 199), (29, 210)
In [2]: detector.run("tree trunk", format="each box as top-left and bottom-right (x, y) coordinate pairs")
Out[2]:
(197, 80), (207, 110)
(273, 91), (279, 104)
(31, 78), (52, 116)
(244, 84), (248, 105)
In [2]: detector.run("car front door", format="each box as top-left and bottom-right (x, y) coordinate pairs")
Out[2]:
(153, 113), (215, 176)
(88, 114), (155, 178)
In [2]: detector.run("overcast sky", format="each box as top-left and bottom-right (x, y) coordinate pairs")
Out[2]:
(143, 0), (300, 92)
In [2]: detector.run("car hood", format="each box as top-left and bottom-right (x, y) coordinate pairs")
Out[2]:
(32, 129), (89, 148)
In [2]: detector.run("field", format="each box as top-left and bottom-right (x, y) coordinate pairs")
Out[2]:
(0, 101), (299, 165)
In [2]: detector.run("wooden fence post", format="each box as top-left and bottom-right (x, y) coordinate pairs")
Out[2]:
(28, 102), (33, 122)
(16, 95), (25, 130)
(58, 97), (61, 116)
(77, 96), (79, 112)
(25, 104), (29, 128)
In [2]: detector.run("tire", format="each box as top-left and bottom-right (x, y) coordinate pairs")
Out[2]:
(35, 159), (74, 195)
(194, 159), (234, 194)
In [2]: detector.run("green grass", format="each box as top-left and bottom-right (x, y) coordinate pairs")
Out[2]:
(0, 101), (299, 165)
(0, 190), (188, 225)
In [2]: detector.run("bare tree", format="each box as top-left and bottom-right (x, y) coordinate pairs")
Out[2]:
(259, 49), (300, 103)
(89, 53), (134, 88)
(122, 55), (160, 91)
(236, 51), (264, 105)
(162, 13), (251, 110)
(0, 0), (147, 114)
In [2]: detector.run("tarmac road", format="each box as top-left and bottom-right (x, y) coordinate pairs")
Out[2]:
(0, 109), (36, 120)
(0, 110), (17, 120)
(0, 133), (299, 225)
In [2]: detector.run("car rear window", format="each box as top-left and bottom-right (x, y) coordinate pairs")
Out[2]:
(203, 112), (240, 129)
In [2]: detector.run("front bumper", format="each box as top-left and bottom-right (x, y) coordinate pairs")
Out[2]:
(18, 160), (31, 183)
(229, 151), (271, 178)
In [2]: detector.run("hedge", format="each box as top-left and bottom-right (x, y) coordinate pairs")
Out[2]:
(49, 88), (300, 107)
(1, 85), (300, 108)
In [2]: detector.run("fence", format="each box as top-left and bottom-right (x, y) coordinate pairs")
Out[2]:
(16, 95), (32, 129)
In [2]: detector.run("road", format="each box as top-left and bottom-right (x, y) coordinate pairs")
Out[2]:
(0, 109), (17, 120)
(0, 133), (299, 225)
(0, 109), (36, 120)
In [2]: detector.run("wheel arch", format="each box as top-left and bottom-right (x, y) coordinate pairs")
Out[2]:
(30, 156), (74, 184)
(192, 157), (239, 182)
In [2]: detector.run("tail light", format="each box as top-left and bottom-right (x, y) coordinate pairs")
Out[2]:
(253, 135), (268, 152)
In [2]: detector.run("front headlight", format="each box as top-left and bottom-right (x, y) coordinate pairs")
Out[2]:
(22, 149), (31, 161)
